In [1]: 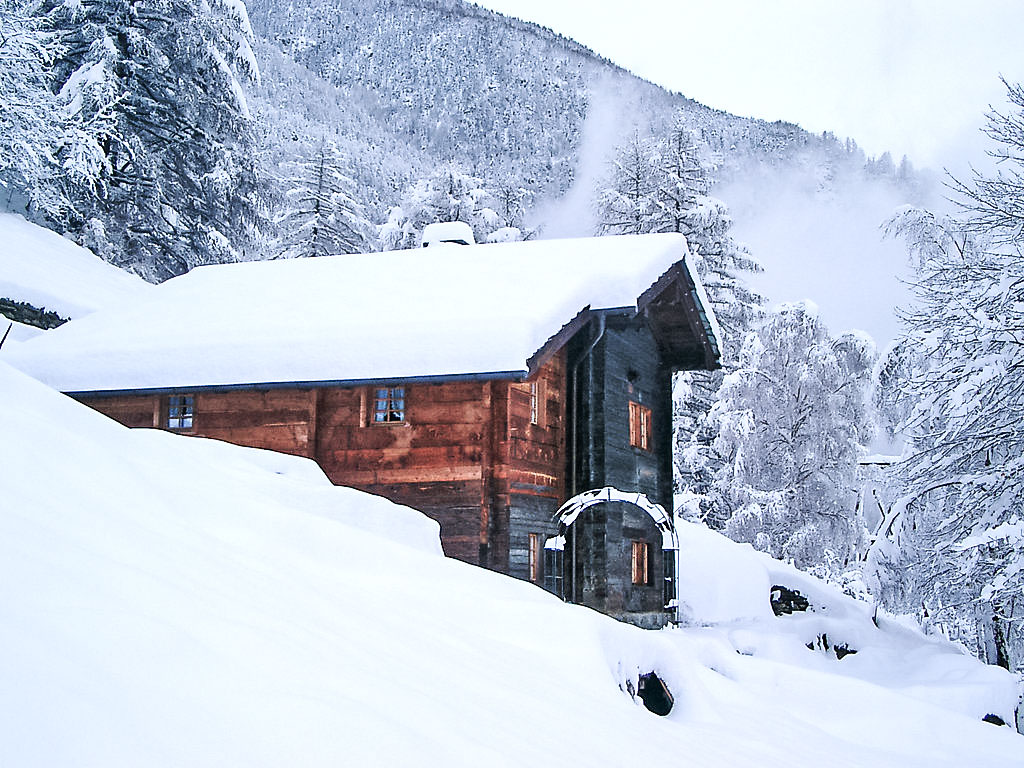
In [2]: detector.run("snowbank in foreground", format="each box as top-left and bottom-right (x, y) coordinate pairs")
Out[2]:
(0, 213), (152, 318)
(2, 362), (1021, 767)
(676, 520), (1020, 723)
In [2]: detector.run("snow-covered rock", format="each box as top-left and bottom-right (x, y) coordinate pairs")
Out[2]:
(0, 212), (153, 319)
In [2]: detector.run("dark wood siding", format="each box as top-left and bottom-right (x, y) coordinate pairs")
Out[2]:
(564, 311), (673, 624)
(498, 353), (565, 582)
(82, 394), (161, 429)
(313, 381), (492, 564)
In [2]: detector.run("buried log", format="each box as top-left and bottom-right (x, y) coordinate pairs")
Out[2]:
(637, 672), (674, 716)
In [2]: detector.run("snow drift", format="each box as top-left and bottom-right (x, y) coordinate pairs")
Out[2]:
(1, 362), (1021, 766)
(0, 212), (153, 320)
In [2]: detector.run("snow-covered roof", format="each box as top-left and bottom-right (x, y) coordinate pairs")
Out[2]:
(6, 233), (720, 393)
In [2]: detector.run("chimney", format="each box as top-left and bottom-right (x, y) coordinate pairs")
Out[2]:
(421, 221), (475, 247)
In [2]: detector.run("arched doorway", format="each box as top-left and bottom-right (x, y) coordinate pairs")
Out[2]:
(545, 487), (678, 625)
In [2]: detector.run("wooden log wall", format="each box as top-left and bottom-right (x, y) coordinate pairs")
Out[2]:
(314, 381), (494, 565)
(496, 353), (567, 582)
(79, 390), (320, 459)
(81, 393), (162, 430)
(77, 353), (569, 576)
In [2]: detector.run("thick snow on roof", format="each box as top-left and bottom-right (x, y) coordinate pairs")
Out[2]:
(0, 212), (153, 318)
(7, 233), (713, 393)
(2, 361), (1021, 766)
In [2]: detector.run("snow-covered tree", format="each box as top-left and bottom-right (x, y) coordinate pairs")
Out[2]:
(950, 77), (1024, 245)
(708, 302), (875, 578)
(596, 122), (766, 524)
(876, 204), (1024, 671)
(273, 140), (373, 259)
(595, 122), (763, 343)
(870, 81), (1024, 673)
(595, 133), (660, 235)
(38, 0), (264, 278)
(0, 0), (106, 217)
(378, 165), (518, 250)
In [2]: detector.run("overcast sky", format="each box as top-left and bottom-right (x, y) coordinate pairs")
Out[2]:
(473, 0), (1024, 174)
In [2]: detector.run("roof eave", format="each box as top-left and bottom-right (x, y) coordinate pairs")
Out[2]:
(66, 369), (530, 399)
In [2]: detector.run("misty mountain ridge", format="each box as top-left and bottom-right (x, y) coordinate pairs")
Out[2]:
(245, 0), (931, 235)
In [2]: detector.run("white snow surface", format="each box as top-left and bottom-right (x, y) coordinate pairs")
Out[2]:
(0, 318), (43, 344)
(0, 213), (153, 318)
(6, 233), (712, 392)
(2, 362), (1021, 766)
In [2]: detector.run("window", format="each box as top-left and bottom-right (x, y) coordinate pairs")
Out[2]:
(631, 540), (650, 586)
(167, 395), (194, 430)
(543, 546), (563, 597)
(529, 381), (540, 425)
(373, 387), (405, 423)
(629, 401), (652, 451)
(528, 533), (542, 582)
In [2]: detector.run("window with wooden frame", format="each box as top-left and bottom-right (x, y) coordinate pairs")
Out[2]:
(631, 540), (650, 586)
(372, 386), (406, 423)
(529, 381), (541, 425)
(528, 532), (542, 582)
(167, 395), (194, 430)
(629, 401), (652, 451)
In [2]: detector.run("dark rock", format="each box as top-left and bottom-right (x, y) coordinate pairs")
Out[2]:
(637, 672), (673, 716)
(834, 644), (857, 660)
(771, 585), (809, 615)
(0, 297), (68, 330)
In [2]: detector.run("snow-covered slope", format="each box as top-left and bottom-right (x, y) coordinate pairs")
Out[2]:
(2, 362), (1020, 766)
(0, 212), (152, 319)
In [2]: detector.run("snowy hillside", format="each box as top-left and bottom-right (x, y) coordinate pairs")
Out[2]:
(2, 361), (1020, 766)
(0, 213), (152, 333)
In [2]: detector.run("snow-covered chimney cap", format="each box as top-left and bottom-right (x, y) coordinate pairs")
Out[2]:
(421, 221), (475, 247)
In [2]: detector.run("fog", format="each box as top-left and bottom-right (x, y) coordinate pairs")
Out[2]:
(718, 169), (949, 346)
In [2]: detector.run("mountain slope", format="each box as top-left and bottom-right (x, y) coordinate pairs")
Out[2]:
(245, 0), (921, 225)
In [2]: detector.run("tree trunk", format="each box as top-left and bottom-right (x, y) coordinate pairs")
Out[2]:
(991, 612), (1011, 671)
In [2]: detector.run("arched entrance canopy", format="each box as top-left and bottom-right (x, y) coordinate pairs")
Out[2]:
(545, 487), (679, 623)
(548, 486), (678, 550)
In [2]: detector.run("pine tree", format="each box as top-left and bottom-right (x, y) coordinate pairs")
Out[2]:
(594, 133), (660, 236)
(274, 140), (373, 259)
(595, 123), (763, 341)
(38, 0), (264, 279)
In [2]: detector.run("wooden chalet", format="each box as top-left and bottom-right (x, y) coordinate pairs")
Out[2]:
(8, 233), (720, 628)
